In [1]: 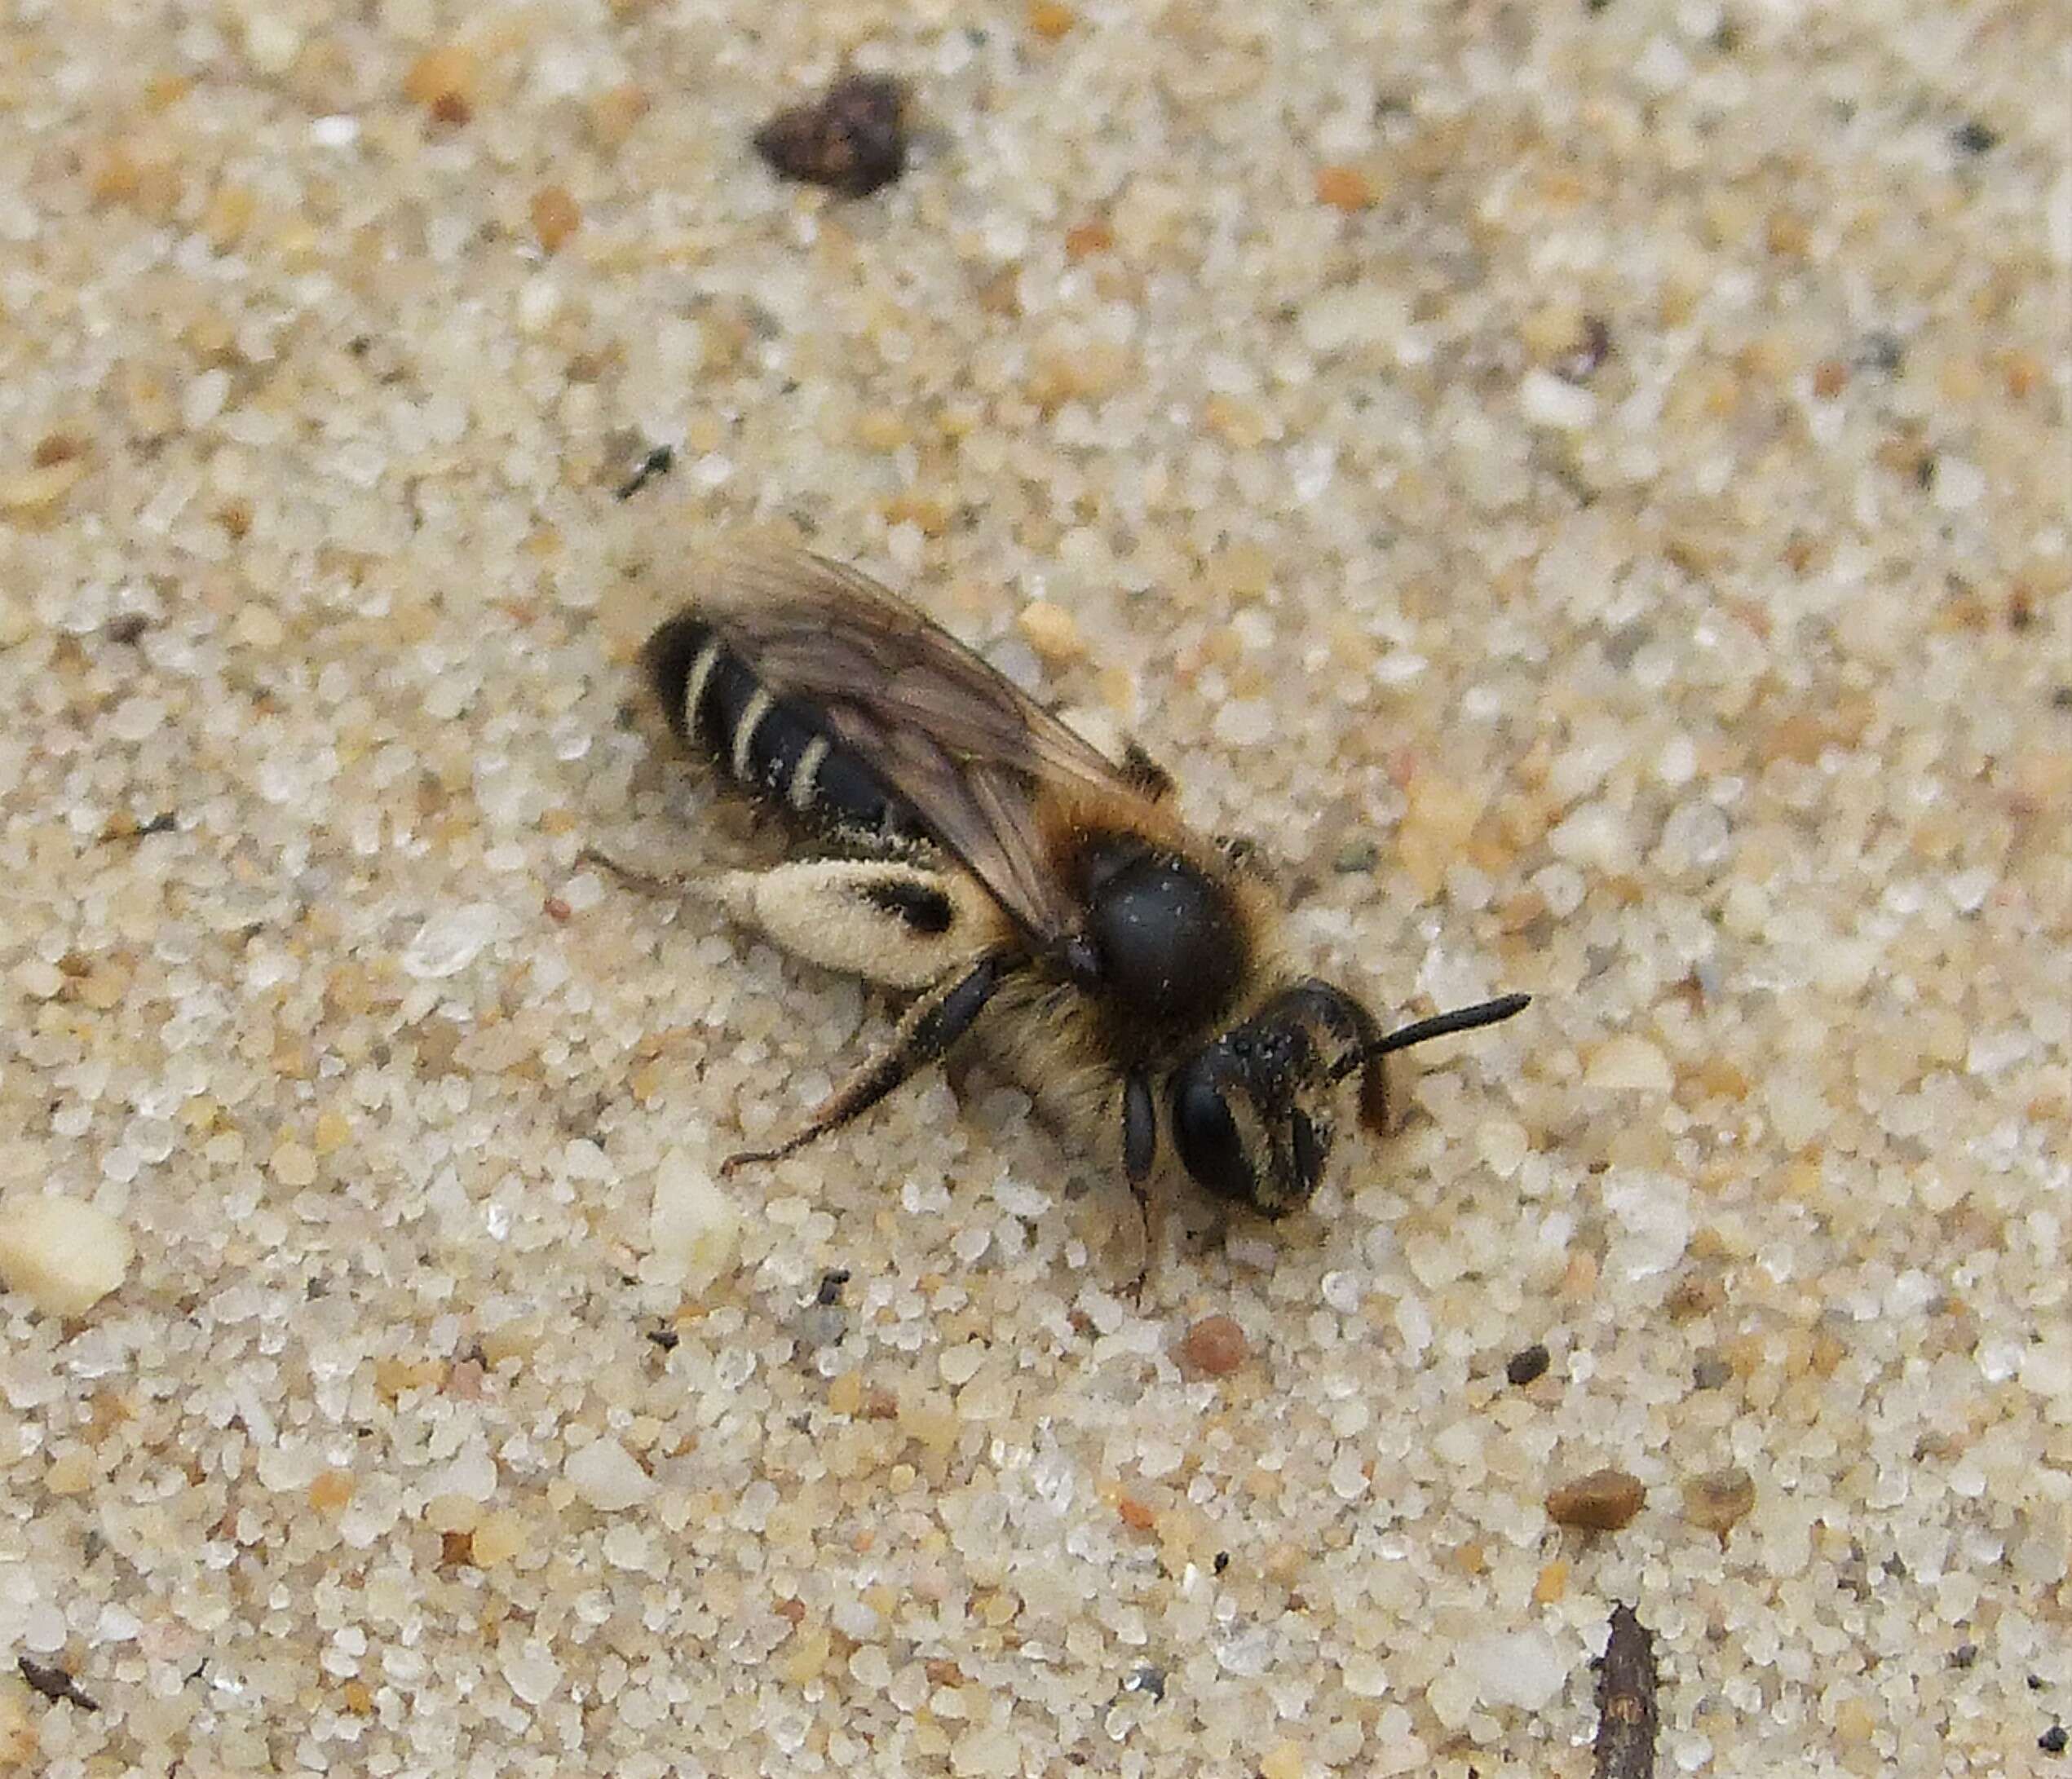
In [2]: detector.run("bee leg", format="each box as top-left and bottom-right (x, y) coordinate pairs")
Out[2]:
(722, 953), (1014, 1172)
(1119, 739), (1176, 803)
(577, 845), (702, 898)
(1214, 832), (1263, 874)
(815, 821), (931, 864)
(1121, 1069), (1161, 1300)
(1124, 1190), (1171, 1307)
(586, 853), (983, 992)
(1122, 1070), (1157, 1183)
(719, 859), (983, 990)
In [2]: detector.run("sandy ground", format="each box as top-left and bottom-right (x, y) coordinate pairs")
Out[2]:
(2, 2), (2067, 1774)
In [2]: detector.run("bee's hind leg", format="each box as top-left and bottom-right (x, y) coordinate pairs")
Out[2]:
(722, 952), (1017, 1172)
(578, 845), (703, 899)
(585, 853), (989, 992)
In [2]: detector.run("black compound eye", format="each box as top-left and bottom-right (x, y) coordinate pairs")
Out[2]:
(1172, 1072), (1254, 1206)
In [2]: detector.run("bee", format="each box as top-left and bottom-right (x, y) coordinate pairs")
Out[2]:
(592, 544), (1527, 1247)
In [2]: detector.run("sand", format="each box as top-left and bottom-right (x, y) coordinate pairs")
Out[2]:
(1, 2), (2066, 1773)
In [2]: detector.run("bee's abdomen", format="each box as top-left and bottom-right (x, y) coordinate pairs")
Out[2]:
(644, 613), (917, 842)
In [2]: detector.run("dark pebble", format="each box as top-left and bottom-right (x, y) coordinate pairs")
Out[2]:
(1692, 1353), (1733, 1391)
(1506, 1343), (1551, 1386)
(754, 74), (908, 198)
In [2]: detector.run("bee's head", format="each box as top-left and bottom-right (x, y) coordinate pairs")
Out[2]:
(1169, 982), (1530, 1217)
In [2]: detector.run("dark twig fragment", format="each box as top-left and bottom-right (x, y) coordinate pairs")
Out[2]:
(1593, 1604), (1659, 1779)
(19, 1654), (100, 1711)
(753, 74), (908, 198)
(616, 444), (674, 501)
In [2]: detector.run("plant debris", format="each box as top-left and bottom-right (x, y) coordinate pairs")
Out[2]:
(753, 74), (909, 198)
(1592, 1604), (1659, 1779)
(19, 1655), (99, 1711)
(616, 444), (674, 501)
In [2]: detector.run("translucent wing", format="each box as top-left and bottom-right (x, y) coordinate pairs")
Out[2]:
(688, 544), (1139, 947)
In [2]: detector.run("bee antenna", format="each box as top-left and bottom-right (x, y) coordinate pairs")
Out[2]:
(1328, 993), (1531, 1082)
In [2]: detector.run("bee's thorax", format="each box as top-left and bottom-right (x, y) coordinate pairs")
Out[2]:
(1070, 834), (1248, 1033)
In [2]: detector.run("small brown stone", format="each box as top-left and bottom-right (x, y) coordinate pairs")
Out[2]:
(1682, 1465), (1755, 1534)
(1546, 1468), (1646, 1532)
(1177, 1313), (1249, 1377)
(403, 46), (479, 124)
(530, 186), (581, 253)
(1664, 1272), (1725, 1321)
(88, 145), (141, 206)
(1314, 164), (1374, 212)
(588, 82), (649, 152)
(1027, 0), (1077, 39)
(881, 492), (948, 536)
(1016, 600), (1087, 665)
(1063, 219), (1113, 260)
(308, 1468), (356, 1512)
(1999, 349), (2041, 400)
(1808, 1328), (1848, 1378)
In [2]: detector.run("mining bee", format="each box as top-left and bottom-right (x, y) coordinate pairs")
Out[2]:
(590, 544), (1527, 1255)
